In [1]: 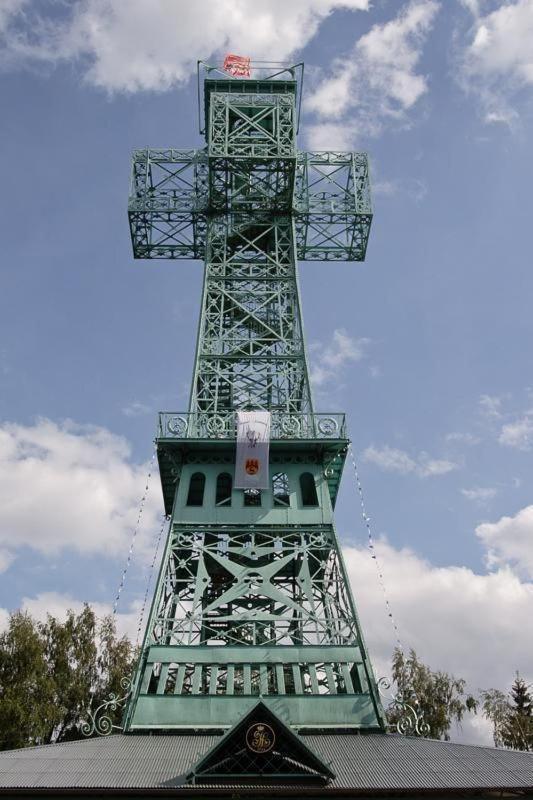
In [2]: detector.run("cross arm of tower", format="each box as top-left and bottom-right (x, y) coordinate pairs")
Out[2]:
(128, 148), (373, 262)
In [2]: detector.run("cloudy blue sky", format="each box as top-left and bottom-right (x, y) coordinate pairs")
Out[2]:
(1, 0), (533, 745)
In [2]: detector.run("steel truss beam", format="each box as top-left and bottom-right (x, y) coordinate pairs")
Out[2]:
(190, 217), (311, 415)
(149, 525), (357, 649)
(128, 151), (372, 260)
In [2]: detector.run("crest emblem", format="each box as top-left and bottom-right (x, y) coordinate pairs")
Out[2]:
(245, 458), (260, 475)
(246, 722), (275, 754)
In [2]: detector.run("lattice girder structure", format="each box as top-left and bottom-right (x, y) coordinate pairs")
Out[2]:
(128, 151), (372, 260)
(152, 525), (358, 648)
(128, 149), (208, 259)
(124, 63), (384, 734)
(190, 216), (311, 416)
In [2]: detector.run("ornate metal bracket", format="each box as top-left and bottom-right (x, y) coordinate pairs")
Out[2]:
(80, 677), (132, 737)
(378, 677), (430, 737)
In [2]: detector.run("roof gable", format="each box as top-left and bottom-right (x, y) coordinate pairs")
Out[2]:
(188, 701), (334, 785)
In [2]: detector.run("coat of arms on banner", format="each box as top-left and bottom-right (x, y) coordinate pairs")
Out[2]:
(245, 459), (259, 475)
(235, 411), (271, 490)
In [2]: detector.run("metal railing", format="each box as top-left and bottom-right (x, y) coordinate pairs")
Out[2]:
(157, 411), (346, 441)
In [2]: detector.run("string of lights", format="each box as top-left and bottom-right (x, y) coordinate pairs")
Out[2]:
(112, 447), (156, 617)
(348, 443), (404, 653)
(135, 513), (168, 648)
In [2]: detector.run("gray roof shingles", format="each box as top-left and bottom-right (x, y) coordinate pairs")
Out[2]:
(0, 733), (532, 794)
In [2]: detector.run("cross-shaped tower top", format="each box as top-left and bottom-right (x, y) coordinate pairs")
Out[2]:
(124, 60), (384, 736)
(129, 61), (372, 263)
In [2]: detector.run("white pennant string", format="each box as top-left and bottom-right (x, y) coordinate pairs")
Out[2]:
(112, 447), (157, 617)
(348, 443), (403, 653)
(135, 513), (168, 648)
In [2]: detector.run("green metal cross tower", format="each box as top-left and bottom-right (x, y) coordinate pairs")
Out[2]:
(124, 61), (385, 733)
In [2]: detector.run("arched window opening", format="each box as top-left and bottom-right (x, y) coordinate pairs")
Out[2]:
(272, 472), (290, 507)
(186, 472), (205, 506)
(300, 472), (318, 507)
(216, 472), (232, 506)
(244, 489), (261, 507)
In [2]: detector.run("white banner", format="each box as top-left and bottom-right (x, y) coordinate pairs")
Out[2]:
(234, 411), (271, 490)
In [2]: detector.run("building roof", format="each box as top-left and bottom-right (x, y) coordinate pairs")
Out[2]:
(1, 733), (533, 796)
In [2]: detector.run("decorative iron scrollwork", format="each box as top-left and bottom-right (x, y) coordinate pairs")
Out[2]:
(206, 414), (227, 436)
(79, 676), (132, 738)
(318, 416), (338, 437)
(280, 416), (301, 437)
(378, 677), (431, 737)
(167, 415), (188, 436)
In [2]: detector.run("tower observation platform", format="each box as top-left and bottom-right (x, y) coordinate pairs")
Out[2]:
(124, 60), (383, 734)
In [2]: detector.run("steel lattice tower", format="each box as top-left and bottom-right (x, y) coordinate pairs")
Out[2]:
(124, 61), (385, 732)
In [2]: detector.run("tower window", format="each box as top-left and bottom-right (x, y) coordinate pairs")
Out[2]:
(244, 489), (261, 507)
(186, 472), (205, 506)
(216, 472), (232, 506)
(300, 472), (318, 507)
(272, 472), (290, 507)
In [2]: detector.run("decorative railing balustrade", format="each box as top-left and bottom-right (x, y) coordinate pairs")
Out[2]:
(157, 412), (347, 441)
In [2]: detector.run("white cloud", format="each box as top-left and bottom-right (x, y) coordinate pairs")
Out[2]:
(0, 0), (369, 91)
(122, 400), (152, 418)
(0, 590), (142, 641)
(458, 0), (483, 15)
(363, 445), (417, 474)
(477, 394), (533, 450)
(446, 431), (481, 445)
(306, 121), (359, 151)
(417, 454), (457, 477)
(476, 504), (533, 579)
(458, 0), (533, 124)
(306, 0), (439, 144)
(498, 412), (533, 451)
(478, 393), (503, 418)
(20, 591), (141, 641)
(372, 179), (399, 197)
(0, 0), (27, 33)
(344, 537), (533, 745)
(310, 329), (370, 388)
(0, 418), (161, 567)
(405, 176), (428, 202)
(363, 444), (458, 478)
(0, 548), (14, 573)
(461, 486), (497, 504)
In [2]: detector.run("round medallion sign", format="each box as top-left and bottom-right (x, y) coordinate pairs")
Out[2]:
(246, 722), (275, 754)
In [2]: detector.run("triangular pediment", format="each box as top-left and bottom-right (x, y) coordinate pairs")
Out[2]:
(188, 701), (334, 785)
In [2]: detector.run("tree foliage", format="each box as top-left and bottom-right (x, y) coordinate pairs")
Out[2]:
(386, 648), (477, 740)
(0, 606), (136, 750)
(482, 674), (533, 751)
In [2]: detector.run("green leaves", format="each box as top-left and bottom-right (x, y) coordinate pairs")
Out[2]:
(0, 606), (137, 750)
(482, 674), (533, 751)
(387, 648), (477, 741)
(0, 612), (55, 750)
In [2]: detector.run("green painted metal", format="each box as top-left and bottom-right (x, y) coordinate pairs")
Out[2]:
(146, 644), (362, 664)
(128, 149), (371, 260)
(124, 61), (384, 734)
(131, 694), (380, 730)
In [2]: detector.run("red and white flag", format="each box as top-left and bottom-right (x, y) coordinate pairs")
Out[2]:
(235, 411), (271, 490)
(223, 53), (251, 78)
